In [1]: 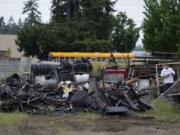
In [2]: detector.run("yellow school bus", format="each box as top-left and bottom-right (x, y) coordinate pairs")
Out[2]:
(49, 52), (135, 68)
(49, 52), (135, 60)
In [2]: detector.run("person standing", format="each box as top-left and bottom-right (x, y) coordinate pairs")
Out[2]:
(160, 64), (175, 93)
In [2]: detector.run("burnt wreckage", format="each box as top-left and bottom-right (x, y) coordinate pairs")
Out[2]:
(0, 60), (152, 115)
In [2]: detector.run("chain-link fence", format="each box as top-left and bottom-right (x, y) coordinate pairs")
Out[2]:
(0, 61), (31, 80)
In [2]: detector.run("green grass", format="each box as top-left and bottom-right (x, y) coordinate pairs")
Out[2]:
(92, 61), (102, 75)
(58, 128), (69, 135)
(77, 112), (100, 119)
(145, 99), (180, 122)
(0, 113), (27, 125)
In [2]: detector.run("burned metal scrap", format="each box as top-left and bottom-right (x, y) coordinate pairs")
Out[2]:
(0, 73), (152, 115)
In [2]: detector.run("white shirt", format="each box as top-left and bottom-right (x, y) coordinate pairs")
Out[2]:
(160, 67), (175, 84)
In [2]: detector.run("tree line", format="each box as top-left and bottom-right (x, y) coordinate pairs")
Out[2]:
(1, 0), (179, 59)
(0, 16), (23, 34)
(143, 0), (180, 54)
(15, 0), (140, 59)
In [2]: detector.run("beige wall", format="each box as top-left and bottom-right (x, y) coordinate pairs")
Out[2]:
(0, 34), (23, 58)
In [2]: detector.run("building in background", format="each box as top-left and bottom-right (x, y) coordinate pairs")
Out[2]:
(0, 34), (38, 61)
(0, 34), (22, 58)
(0, 34), (38, 79)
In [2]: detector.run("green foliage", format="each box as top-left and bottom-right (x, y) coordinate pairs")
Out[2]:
(6, 17), (18, 34)
(16, 0), (45, 57)
(51, 22), (114, 52)
(49, 0), (116, 53)
(16, 0), (140, 59)
(112, 12), (140, 52)
(80, 0), (116, 39)
(51, 0), (67, 23)
(51, 0), (116, 40)
(7, 48), (11, 57)
(51, 0), (80, 23)
(23, 0), (41, 25)
(143, 0), (180, 53)
(0, 113), (27, 125)
(146, 99), (180, 122)
(71, 39), (113, 52)
(16, 24), (57, 59)
(0, 17), (6, 33)
(0, 16), (23, 34)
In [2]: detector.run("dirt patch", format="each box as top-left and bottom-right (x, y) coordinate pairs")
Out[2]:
(0, 114), (180, 135)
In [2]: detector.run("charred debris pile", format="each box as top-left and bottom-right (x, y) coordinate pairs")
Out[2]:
(0, 61), (152, 115)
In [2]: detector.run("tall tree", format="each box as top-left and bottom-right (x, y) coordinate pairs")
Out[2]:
(112, 12), (140, 52)
(143, 0), (180, 53)
(51, 0), (67, 23)
(0, 17), (6, 34)
(17, 18), (24, 29)
(80, 0), (116, 40)
(16, 24), (57, 59)
(51, 0), (80, 23)
(0, 16), (23, 34)
(51, 0), (116, 52)
(16, 0), (140, 59)
(23, 0), (41, 26)
(6, 16), (16, 34)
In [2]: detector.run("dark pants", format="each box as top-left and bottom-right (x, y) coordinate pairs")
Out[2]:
(160, 83), (173, 93)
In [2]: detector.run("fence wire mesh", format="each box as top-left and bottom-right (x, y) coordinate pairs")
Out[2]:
(0, 61), (31, 80)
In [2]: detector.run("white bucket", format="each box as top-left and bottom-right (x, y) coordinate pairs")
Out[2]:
(35, 76), (46, 85)
(74, 74), (90, 83)
(137, 79), (149, 90)
(35, 76), (57, 88)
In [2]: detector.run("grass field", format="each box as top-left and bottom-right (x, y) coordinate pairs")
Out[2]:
(0, 113), (27, 125)
(145, 99), (180, 122)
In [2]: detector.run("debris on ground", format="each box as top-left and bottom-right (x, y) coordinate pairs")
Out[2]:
(0, 72), (152, 115)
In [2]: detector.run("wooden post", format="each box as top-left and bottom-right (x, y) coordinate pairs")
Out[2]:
(177, 66), (180, 80)
(155, 64), (160, 95)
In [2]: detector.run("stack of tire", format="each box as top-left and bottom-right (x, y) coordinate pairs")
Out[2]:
(31, 63), (60, 75)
